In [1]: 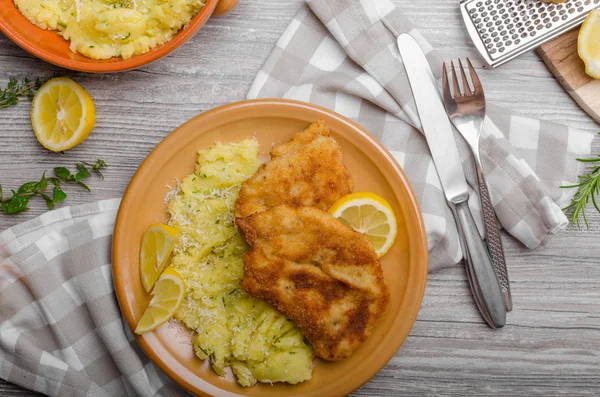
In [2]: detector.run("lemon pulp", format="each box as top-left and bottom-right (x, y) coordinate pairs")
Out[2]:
(135, 268), (186, 334)
(329, 192), (398, 258)
(578, 9), (600, 79)
(31, 78), (95, 152)
(139, 224), (180, 293)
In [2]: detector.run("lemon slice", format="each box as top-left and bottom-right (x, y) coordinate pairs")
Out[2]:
(578, 9), (600, 79)
(140, 224), (180, 293)
(135, 268), (186, 334)
(329, 192), (397, 258)
(31, 78), (95, 152)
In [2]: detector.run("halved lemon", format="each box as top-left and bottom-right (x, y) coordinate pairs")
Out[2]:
(135, 268), (186, 334)
(31, 78), (95, 152)
(140, 224), (180, 293)
(329, 192), (397, 258)
(578, 9), (600, 79)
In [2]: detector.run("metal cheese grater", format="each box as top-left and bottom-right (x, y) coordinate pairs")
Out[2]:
(460, 0), (600, 67)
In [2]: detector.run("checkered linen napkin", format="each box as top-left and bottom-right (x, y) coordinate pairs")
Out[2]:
(0, 199), (187, 396)
(247, 0), (595, 270)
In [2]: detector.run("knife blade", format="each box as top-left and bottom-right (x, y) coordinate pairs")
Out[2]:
(397, 33), (506, 328)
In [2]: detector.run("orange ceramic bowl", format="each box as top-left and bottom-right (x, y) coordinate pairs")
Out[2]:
(0, 0), (220, 72)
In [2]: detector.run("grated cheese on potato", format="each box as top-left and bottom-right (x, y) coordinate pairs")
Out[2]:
(167, 140), (314, 387)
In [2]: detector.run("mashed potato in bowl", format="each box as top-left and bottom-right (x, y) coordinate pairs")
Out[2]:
(13, 0), (206, 59)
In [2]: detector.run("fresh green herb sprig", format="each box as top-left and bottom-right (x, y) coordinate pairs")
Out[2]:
(0, 77), (51, 109)
(0, 160), (108, 215)
(561, 140), (600, 228)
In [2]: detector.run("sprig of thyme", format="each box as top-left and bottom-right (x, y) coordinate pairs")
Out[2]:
(1, 160), (108, 215)
(561, 139), (600, 228)
(0, 77), (52, 108)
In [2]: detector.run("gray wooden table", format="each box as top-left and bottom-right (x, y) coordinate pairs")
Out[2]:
(1, 1), (599, 396)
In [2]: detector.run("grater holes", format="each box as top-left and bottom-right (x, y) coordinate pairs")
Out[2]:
(463, 0), (597, 62)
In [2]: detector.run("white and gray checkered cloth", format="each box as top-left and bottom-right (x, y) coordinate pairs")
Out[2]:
(0, 199), (187, 396)
(0, 0), (595, 396)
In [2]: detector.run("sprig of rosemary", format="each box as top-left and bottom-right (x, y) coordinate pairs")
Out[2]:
(561, 141), (600, 228)
(1, 160), (108, 215)
(0, 77), (52, 108)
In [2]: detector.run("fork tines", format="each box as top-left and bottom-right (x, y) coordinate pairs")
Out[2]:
(442, 58), (483, 99)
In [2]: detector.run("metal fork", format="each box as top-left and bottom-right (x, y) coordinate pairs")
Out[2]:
(441, 58), (512, 312)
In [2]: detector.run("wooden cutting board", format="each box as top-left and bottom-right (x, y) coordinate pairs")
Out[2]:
(537, 28), (600, 124)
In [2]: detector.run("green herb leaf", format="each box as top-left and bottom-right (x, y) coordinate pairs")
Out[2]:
(52, 186), (67, 203)
(83, 159), (108, 180)
(77, 181), (91, 192)
(5, 192), (29, 214)
(40, 193), (54, 210)
(76, 163), (91, 178)
(39, 172), (48, 191)
(48, 177), (61, 187)
(17, 182), (39, 195)
(54, 167), (71, 180)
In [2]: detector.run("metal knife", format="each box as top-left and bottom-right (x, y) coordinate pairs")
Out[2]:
(397, 33), (506, 328)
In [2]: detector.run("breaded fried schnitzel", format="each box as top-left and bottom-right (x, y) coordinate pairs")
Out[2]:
(237, 205), (390, 361)
(234, 121), (354, 219)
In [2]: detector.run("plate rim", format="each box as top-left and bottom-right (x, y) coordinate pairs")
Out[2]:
(112, 98), (428, 397)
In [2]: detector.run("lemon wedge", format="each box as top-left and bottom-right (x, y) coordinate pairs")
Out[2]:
(140, 224), (180, 293)
(135, 268), (186, 334)
(329, 192), (397, 258)
(578, 9), (600, 79)
(30, 78), (95, 152)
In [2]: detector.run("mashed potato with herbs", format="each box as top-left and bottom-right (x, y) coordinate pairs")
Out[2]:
(13, 0), (205, 59)
(167, 140), (314, 387)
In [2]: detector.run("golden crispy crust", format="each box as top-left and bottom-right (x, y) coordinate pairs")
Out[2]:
(237, 206), (390, 361)
(234, 121), (354, 219)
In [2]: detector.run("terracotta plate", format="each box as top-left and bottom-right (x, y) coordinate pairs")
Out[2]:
(112, 99), (428, 397)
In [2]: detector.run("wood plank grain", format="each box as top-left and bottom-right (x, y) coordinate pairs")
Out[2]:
(1, 0), (600, 396)
(538, 28), (600, 123)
